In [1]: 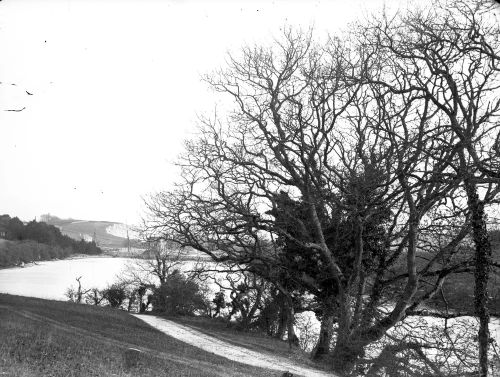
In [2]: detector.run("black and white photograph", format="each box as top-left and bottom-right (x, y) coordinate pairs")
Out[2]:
(1, 0), (500, 376)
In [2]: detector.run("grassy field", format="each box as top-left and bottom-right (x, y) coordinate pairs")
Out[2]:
(0, 294), (278, 377)
(43, 216), (131, 249)
(55, 221), (128, 249)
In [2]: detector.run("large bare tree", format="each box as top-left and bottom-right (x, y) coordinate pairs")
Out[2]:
(145, 3), (500, 373)
(361, 1), (500, 374)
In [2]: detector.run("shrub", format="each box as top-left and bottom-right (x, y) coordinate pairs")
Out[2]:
(102, 283), (127, 308)
(151, 270), (207, 316)
(212, 291), (226, 318)
(85, 288), (105, 306)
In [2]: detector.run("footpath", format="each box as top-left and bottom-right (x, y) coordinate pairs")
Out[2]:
(133, 314), (335, 377)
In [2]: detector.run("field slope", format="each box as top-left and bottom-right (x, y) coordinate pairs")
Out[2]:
(44, 217), (131, 249)
(0, 294), (276, 377)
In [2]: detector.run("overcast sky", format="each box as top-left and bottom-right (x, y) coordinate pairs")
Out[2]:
(0, 0), (431, 225)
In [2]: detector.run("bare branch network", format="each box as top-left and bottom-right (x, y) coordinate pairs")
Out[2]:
(143, 1), (500, 375)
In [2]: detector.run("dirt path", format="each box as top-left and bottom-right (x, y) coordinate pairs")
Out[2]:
(133, 314), (335, 377)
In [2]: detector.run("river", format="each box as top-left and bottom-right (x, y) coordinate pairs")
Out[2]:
(0, 256), (132, 300)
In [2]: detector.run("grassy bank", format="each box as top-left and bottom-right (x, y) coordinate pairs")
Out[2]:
(0, 294), (277, 377)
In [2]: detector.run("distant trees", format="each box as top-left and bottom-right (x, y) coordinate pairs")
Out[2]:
(138, 240), (185, 285)
(67, 280), (133, 310)
(0, 215), (24, 240)
(0, 240), (74, 267)
(115, 240), (186, 312)
(0, 214), (102, 267)
(143, 0), (500, 374)
(64, 241), (209, 315)
(85, 288), (105, 306)
(23, 221), (59, 245)
(66, 276), (91, 304)
(65, 266), (214, 320)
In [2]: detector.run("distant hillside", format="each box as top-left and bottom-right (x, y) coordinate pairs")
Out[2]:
(41, 214), (141, 250)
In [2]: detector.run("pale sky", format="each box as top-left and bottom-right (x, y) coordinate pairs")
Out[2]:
(0, 0), (431, 225)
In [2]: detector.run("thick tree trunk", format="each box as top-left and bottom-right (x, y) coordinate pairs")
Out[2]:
(239, 314), (251, 331)
(286, 312), (299, 348)
(127, 293), (136, 312)
(311, 310), (335, 360)
(283, 294), (299, 347)
(331, 338), (365, 375)
(366, 344), (399, 377)
(276, 306), (287, 339)
(330, 182), (421, 375)
(273, 289), (289, 340)
(464, 179), (492, 377)
(330, 291), (361, 374)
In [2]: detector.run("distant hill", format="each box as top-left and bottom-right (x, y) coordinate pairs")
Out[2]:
(41, 214), (141, 250)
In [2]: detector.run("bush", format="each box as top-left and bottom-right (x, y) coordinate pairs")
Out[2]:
(151, 270), (207, 316)
(212, 291), (226, 318)
(102, 283), (127, 308)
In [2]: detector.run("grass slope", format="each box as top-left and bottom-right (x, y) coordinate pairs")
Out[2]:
(49, 219), (129, 249)
(0, 294), (277, 377)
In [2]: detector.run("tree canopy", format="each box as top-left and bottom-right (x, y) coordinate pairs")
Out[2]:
(144, 1), (500, 375)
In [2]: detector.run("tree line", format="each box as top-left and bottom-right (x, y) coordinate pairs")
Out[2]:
(0, 214), (102, 267)
(143, 1), (500, 375)
(65, 244), (215, 317)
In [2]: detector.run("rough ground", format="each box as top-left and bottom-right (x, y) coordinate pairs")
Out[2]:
(0, 300), (277, 377)
(134, 314), (335, 377)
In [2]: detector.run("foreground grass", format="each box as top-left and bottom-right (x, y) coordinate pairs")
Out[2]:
(0, 294), (277, 377)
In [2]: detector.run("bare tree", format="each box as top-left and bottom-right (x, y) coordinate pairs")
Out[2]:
(120, 240), (185, 287)
(85, 287), (104, 306)
(65, 276), (91, 303)
(361, 1), (500, 374)
(144, 8), (499, 373)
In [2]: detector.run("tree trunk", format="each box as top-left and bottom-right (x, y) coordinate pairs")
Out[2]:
(138, 292), (145, 312)
(285, 297), (299, 348)
(127, 293), (136, 312)
(366, 344), (399, 377)
(239, 312), (251, 331)
(464, 179), (492, 377)
(329, 289), (362, 374)
(311, 311), (335, 360)
(331, 338), (365, 375)
(276, 303), (287, 339)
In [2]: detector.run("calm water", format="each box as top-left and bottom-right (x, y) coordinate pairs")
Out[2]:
(0, 257), (132, 300)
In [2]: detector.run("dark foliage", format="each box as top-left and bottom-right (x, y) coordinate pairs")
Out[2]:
(151, 270), (207, 316)
(102, 283), (127, 308)
(212, 291), (226, 318)
(0, 240), (73, 267)
(0, 214), (102, 267)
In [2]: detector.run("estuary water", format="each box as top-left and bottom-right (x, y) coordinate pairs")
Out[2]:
(0, 256), (132, 300)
